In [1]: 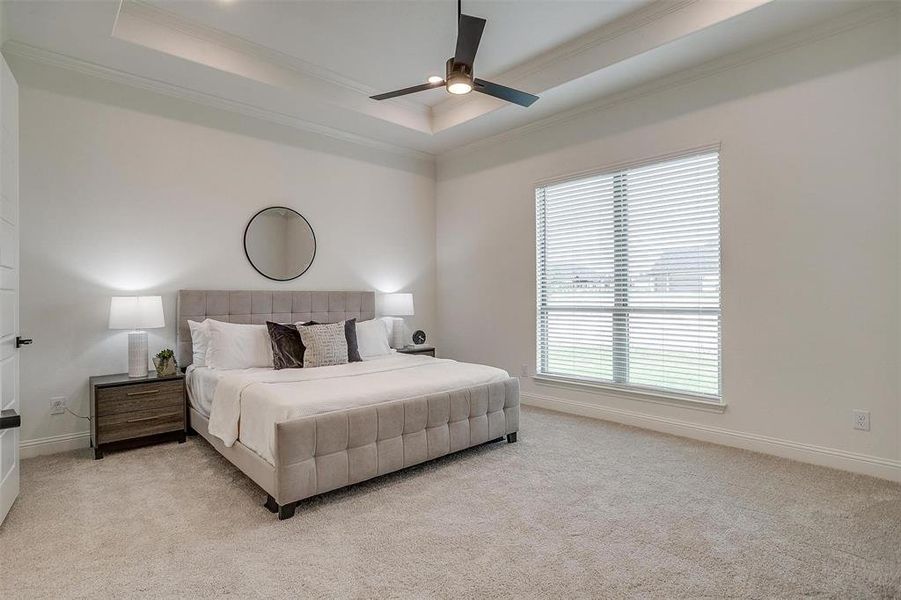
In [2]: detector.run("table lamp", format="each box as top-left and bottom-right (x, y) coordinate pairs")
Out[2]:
(379, 293), (414, 349)
(109, 296), (165, 377)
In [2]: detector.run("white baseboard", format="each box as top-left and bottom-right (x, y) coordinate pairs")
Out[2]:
(521, 392), (901, 483)
(20, 431), (91, 459)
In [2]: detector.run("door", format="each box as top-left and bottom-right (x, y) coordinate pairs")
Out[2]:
(0, 52), (20, 526)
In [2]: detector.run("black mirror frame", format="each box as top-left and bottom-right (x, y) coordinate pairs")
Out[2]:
(243, 206), (317, 282)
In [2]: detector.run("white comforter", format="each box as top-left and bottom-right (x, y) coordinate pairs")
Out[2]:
(207, 354), (509, 465)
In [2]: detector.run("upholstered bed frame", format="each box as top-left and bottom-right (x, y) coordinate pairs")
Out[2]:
(176, 290), (520, 519)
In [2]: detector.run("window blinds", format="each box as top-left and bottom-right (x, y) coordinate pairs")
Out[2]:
(536, 151), (721, 400)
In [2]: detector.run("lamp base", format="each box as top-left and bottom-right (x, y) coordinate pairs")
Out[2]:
(128, 331), (149, 378)
(390, 317), (407, 350)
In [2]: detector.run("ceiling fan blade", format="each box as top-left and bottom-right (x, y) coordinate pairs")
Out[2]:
(473, 78), (539, 107)
(370, 80), (444, 101)
(454, 14), (486, 68)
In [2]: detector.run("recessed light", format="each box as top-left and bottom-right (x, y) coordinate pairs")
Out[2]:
(428, 76), (443, 84)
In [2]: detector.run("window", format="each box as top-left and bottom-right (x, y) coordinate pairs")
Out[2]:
(536, 150), (721, 401)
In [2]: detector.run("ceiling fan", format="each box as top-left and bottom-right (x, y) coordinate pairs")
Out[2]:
(370, 0), (539, 108)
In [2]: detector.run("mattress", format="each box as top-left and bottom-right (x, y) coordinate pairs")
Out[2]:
(188, 354), (510, 465)
(185, 365), (221, 418)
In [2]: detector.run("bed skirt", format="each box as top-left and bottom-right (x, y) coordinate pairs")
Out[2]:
(190, 377), (520, 519)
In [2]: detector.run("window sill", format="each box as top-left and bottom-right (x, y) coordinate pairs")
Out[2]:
(531, 375), (727, 414)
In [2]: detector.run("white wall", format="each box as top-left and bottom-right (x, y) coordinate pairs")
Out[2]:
(13, 60), (436, 452)
(437, 14), (901, 479)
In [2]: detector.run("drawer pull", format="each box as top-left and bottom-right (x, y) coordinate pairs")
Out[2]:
(126, 412), (180, 424)
(126, 389), (160, 397)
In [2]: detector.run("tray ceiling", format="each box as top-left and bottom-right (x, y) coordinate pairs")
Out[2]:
(148, 0), (650, 104)
(0, 0), (872, 157)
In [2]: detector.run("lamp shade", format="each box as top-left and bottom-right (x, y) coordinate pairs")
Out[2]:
(109, 296), (165, 330)
(379, 293), (414, 317)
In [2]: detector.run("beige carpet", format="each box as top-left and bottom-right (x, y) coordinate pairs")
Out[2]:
(1, 407), (900, 599)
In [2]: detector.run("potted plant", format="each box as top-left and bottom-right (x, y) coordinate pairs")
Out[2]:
(153, 348), (177, 376)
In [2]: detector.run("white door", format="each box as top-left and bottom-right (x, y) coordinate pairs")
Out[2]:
(0, 53), (20, 526)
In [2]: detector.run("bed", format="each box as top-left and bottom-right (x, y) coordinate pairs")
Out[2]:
(177, 290), (520, 519)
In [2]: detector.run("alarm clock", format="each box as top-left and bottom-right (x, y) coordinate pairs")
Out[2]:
(412, 330), (426, 345)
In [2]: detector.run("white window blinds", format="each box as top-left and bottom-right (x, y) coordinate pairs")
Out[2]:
(536, 150), (721, 400)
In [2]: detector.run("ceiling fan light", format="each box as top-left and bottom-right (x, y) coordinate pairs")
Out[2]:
(447, 81), (473, 95)
(428, 76), (444, 84)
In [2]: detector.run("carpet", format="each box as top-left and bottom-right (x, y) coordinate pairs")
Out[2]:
(1, 406), (899, 599)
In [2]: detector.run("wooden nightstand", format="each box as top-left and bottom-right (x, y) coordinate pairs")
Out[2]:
(397, 345), (436, 357)
(89, 372), (187, 459)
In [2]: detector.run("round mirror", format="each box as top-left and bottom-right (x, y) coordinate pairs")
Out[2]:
(243, 207), (316, 281)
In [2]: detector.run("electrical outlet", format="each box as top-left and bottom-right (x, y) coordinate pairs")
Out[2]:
(520, 364), (530, 377)
(50, 397), (67, 415)
(853, 409), (870, 432)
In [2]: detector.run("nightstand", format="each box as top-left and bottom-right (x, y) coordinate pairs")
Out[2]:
(89, 372), (187, 459)
(397, 345), (436, 357)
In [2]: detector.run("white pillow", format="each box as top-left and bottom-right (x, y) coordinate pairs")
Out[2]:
(356, 318), (391, 358)
(187, 320), (210, 367)
(205, 320), (274, 370)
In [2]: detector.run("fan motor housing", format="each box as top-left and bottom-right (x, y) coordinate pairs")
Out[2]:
(446, 57), (473, 83)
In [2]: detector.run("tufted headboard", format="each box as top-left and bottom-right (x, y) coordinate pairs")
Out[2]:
(176, 290), (375, 368)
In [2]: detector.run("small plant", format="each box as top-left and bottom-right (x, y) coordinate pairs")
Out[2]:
(153, 348), (177, 376)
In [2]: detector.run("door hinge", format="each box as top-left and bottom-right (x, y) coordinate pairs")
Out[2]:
(16, 336), (32, 348)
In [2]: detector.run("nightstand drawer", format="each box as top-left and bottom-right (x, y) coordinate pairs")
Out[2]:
(97, 407), (185, 444)
(95, 381), (184, 416)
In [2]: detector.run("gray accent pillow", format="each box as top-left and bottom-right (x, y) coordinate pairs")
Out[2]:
(298, 322), (349, 368)
(344, 318), (362, 363)
(266, 322), (305, 370)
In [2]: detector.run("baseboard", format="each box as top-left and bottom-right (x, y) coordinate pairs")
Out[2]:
(20, 431), (91, 459)
(521, 392), (901, 483)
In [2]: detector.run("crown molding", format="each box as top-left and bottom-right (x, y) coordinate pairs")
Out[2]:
(440, 2), (897, 160)
(119, 0), (369, 94)
(1, 40), (435, 161)
(115, 0), (432, 118)
(500, 0), (698, 86)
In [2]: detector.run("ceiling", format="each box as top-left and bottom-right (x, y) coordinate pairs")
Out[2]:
(0, 0), (873, 157)
(148, 0), (652, 105)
